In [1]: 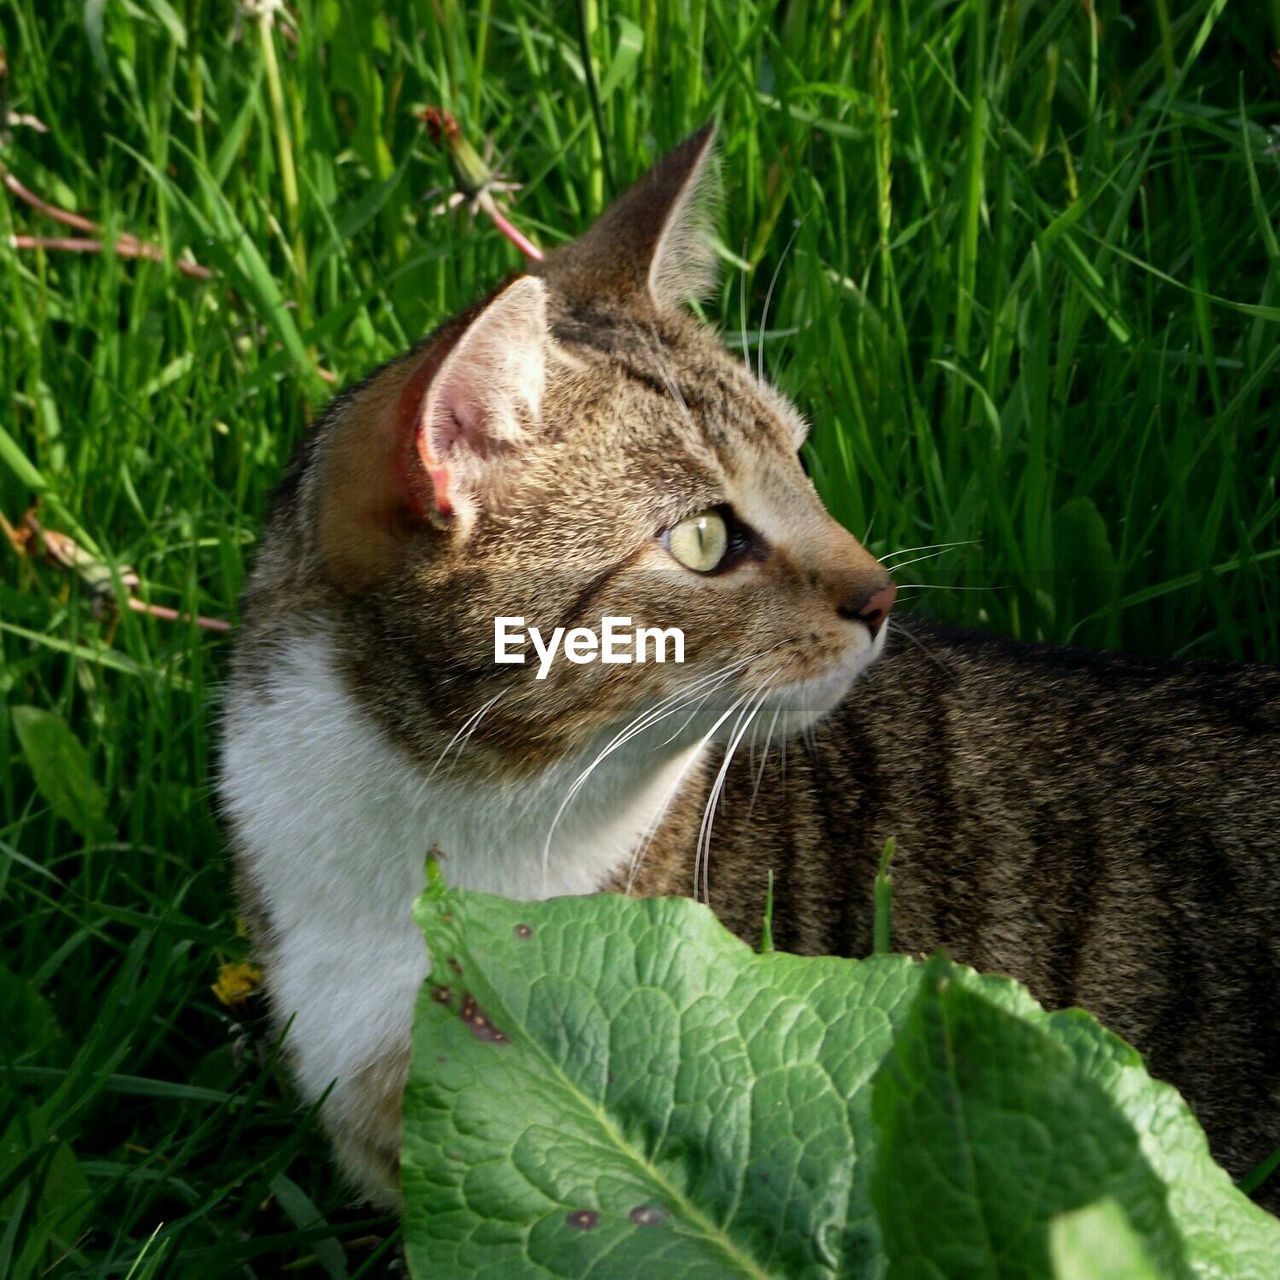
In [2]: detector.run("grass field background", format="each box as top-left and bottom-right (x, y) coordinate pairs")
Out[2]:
(2, 0), (1279, 1273)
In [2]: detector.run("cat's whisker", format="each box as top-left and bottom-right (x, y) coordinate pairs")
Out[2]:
(540, 680), (719, 830)
(624, 729), (715, 896)
(699, 690), (769, 898)
(652, 638), (792, 748)
(889, 618), (966, 689)
(895, 583), (997, 591)
(424, 688), (509, 784)
(646, 326), (700, 436)
(757, 217), (804, 385)
(691, 692), (754, 904)
(537, 686), (727, 883)
(747, 700), (765, 774)
(654, 679), (736, 747)
(629, 657), (755, 739)
(620, 675), (737, 768)
(538, 658), (758, 889)
(879, 548), (966, 574)
(802, 689), (818, 754)
(879, 539), (978, 564)
(605, 656), (756, 747)
(447, 688), (513, 775)
(748, 703), (782, 819)
(541, 641), (790, 891)
(695, 688), (768, 904)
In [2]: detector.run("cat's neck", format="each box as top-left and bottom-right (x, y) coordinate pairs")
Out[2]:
(224, 627), (704, 917)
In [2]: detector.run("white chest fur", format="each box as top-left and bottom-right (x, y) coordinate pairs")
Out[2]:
(219, 630), (699, 1103)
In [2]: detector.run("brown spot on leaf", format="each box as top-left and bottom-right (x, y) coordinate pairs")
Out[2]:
(447, 957), (463, 975)
(430, 984), (452, 1005)
(566, 1210), (598, 1231)
(459, 992), (508, 1043)
(514, 923), (533, 939)
(629, 1205), (666, 1227)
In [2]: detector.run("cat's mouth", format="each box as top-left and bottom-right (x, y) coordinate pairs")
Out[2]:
(651, 618), (890, 751)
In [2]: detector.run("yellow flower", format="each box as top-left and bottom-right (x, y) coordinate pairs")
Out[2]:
(212, 961), (263, 1008)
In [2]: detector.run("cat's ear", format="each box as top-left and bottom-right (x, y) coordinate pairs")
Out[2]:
(316, 275), (549, 588)
(410, 274), (548, 523)
(542, 123), (720, 313)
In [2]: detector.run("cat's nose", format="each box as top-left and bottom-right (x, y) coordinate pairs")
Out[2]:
(838, 579), (898, 636)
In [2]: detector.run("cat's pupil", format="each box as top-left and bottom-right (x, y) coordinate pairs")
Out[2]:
(665, 509), (729, 573)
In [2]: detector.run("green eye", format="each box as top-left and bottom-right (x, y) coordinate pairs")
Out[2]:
(665, 510), (729, 573)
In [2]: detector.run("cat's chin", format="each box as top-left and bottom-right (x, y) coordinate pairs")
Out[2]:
(765, 621), (890, 734)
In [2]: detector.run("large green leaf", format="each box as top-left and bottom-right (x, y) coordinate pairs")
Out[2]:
(403, 884), (1280, 1279)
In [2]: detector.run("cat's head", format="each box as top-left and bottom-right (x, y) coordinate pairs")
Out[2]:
(292, 125), (895, 774)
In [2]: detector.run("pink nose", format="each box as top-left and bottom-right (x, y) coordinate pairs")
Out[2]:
(849, 581), (897, 636)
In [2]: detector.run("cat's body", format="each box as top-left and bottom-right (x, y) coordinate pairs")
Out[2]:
(220, 127), (1280, 1211)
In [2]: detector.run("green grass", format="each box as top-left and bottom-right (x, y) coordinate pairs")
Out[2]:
(1, 0), (1277, 1273)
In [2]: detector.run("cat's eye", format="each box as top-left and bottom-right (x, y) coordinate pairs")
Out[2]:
(665, 510), (730, 573)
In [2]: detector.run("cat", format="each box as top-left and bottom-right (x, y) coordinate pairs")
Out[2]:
(219, 125), (1280, 1212)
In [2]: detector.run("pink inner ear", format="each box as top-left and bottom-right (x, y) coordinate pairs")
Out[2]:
(418, 384), (485, 517)
(433, 384), (483, 453)
(414, 406), (455, 518)
(395, 351), (455, 521)
(424, 455), (454, 518)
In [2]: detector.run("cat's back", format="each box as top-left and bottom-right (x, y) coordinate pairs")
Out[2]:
(704, 613), (1279, 978)
(806, 615), (1260, 813)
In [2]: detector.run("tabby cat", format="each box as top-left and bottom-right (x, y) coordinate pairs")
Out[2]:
(219, 126), (1280, 1210)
